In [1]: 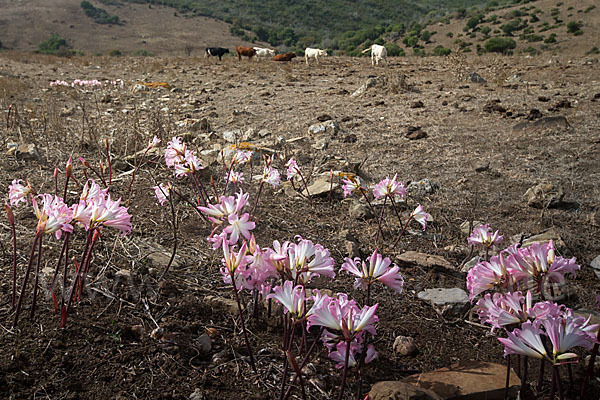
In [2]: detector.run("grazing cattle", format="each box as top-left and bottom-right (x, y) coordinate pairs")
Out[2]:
(273, 52), (296, 62)
(205, 47), (229, 60)
(304, 47), (327, 65)
(362, 44), (387, 66)
(236, 46), (256, 61)
(253, 47), (276, 60)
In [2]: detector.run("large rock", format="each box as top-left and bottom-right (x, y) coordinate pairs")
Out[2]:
(403, 362), (520, 400)
(520, 228), (565, 250)
(369, 381), (441, 400)
(417, 288), (469, 317)
(397, 252), (454, 271)
(301, 176), (339, 197)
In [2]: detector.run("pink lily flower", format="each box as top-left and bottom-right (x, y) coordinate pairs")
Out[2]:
(32, 194), (73, 239)
(153, 183), (171, 206)
(328, 341), (377, 369)
(285, 158), (300, 180)
(8, 179), (33, 207)
(268, 280), (307, 318)
(262, 166), (281, 188)
(410, 204), (431, 230)
(498, 322), (548, 359)
(223, 212), (255, 243)
(341, 250), (404, 293)
(372, 174), (406, 200)
(468, 224), (503, 249)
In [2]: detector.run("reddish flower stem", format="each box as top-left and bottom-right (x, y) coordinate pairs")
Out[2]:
(337, 339), (352, 400)
(374, 196), (387, 246)
(6, 205), (17, 308)
(29, 235), (44, 319)
(391, 215), (413, 249)
(580, 327), (600, 398)
(159, 191), (178, 280)
(13, 234), (40, 327)
(230, 271), (257, 372)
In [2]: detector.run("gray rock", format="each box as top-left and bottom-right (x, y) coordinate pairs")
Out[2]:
(351, 77), (378, 97)
(189, 388), (205, 400)
(417, 288), (469, 317)
(196, 333), (212, 354)
(8, 143), (43, 162)
(468, 72), (486, 84)
(222, 129), (242, 143)
(460, 256), (482, 273)
(308, 120), (339, 136)
(204, 295), (238, 314)
(397, 251), (454, 271)
(302, 176), (339, 197)
(349, 200), (374, 219)
(312, 137), (329, 150)
(524, 182), (564, 208)
(393, 336), (418, 356)
(369, 381), (441, 400)
(590, 255), (600, 279)
(520, 228), (565, 250)
(407, 179), (438, 197)
(403, 361), (520, 400)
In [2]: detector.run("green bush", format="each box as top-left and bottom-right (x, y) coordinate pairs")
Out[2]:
(465, 15), (481, 31)
(484, 37), (516, 53)
(544, 33), (557, 43)
(522, 46), (540, 55)
(403, 35), (419, 47)
(501, 18), (527, 36)
(584, 5), (596, 13)
(481, 26), (491, 36)
(132, 49), (153, 56)
(37, 34), (69, 54)
(525, 34), (543, 42)
(81, 1), (120, 24)
(384, 43), (405, 56)
(567, 20), (582, 34)
(433, 46), (451, 56)
(586, 46), (599, 55)
(107, 49), (122, 56)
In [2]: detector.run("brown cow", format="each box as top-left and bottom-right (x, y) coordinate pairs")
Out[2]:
(236, 46), (256, 61)
(273, 53), (296, 62)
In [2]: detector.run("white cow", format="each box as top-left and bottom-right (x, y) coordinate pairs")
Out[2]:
(362, 44), (387, 66)
(253, 47), (275, 60)
(304, 47), (327, 65)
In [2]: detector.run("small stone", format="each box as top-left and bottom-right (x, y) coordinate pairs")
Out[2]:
(258, 129), (271, 137)
(158, 280), (179, 297)
(349, 200), (374, 219)
(527, 109), (543, 120)
(590, 255), (600, 279)
(8, 143), (42, 162)
(312, 138), (329, 150)
(393, 336), (418, 356)
(204, 295), (238, 314)
(407, 179), (438, 197)
(189, 388), (205, 400)
(60, 107), (75, 117)
(411, 100), (424, 108)
(369, 381), (441, 400)
(316, 114), (332, 122)
(222, 129), (242, 143)
(468, 72), (486, 84)
(351, 77), (378, 97)
(345, 240), (360, 259)
(483, 100), (505, 113)
(475, 162), (489, 172)
(115, 269), (132, 279)
(524, 182), (564, 209)
(196, 333), (212, 354)
(406, 129), (427, 140)
(417, 288), (469, 317)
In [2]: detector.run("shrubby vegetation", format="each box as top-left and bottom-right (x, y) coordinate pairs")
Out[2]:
(81, 1), (120, 25)
(37, 34), (71, 55)
(484, 36), (516, 53)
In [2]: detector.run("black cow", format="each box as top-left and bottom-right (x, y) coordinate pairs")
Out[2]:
(205, 47), (230, 60)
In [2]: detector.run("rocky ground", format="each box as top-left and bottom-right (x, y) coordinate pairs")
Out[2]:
(0, 51), (599, 399)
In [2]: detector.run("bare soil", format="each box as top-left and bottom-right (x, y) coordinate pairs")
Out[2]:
(0, 51), (599, 399)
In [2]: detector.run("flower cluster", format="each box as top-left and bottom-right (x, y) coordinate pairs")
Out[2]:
(7, 178), (132, 239)
(373, 174), (406, 200)
(341, 250), (404, 293)
(468, 223), (503, 250)
(164, 137), (204, 177)
(466, 240), (579, 300)
(50, 79), (124, 88)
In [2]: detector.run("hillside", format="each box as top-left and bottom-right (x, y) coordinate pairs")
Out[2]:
(0, 0), (260, 56)
(406, 0), (600, 58)
(0, 0), (598, 57)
